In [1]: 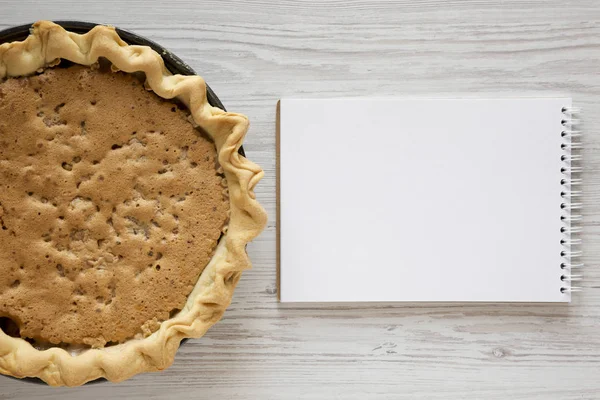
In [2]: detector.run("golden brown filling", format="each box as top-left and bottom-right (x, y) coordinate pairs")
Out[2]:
(0, 65), (229, 347)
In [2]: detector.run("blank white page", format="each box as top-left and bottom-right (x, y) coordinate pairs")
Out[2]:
(279, 98), (572, 303)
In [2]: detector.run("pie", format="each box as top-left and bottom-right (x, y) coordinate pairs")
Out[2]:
(0, 21), (266, 386)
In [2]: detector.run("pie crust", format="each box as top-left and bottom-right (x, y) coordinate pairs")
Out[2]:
(0, 21), (267, 386)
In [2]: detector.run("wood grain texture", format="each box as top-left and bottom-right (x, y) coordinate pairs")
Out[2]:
(1, 0), (600, 398)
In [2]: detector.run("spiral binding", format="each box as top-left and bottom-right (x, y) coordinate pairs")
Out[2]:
(560, 106), (583, 294)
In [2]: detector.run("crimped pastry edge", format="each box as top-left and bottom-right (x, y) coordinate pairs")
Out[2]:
(0, 21), (267, 386)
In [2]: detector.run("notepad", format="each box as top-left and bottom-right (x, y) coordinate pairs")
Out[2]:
(278, 97), (581, 303)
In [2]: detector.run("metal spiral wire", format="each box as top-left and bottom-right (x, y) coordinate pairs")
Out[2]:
(560, 106), (583, 294)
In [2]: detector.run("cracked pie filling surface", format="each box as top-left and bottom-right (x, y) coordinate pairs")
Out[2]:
(0, 65), (229, 347)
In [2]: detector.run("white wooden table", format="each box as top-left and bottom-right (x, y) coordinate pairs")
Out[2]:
(1, 1), (600, 398)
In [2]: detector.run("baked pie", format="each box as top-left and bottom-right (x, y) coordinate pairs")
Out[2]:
(0, 21), (266, 386)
